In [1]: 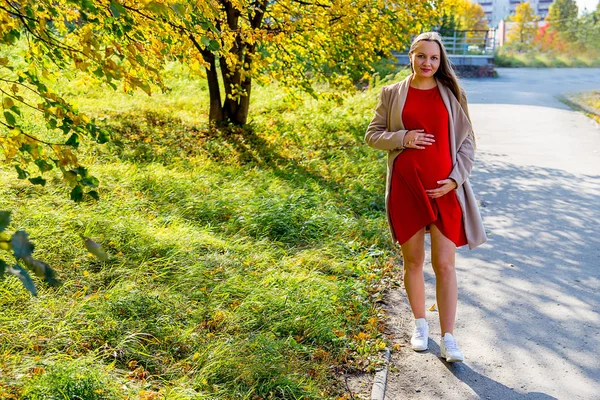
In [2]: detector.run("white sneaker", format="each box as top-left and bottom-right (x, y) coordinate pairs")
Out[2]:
(441, 333), (464, 362)
(410, 318), (429, 351)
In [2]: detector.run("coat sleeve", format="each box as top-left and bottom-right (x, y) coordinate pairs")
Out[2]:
(449, 93), (475, 187)
(365, 86), (409, 151)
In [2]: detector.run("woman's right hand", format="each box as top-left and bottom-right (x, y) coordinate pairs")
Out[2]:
(403, 129), (436, 150)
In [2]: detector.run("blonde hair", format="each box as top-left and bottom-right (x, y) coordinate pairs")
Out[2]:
(408, 32), (463, 104)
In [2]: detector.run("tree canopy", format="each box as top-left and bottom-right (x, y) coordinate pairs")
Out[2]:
(546, 0), (579, 40)
(1, 0), (438, 198)
(507, 2), (540, 51)
(438, 0), (488, 35)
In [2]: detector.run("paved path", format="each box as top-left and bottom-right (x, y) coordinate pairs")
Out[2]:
(383, 68), (600, 400)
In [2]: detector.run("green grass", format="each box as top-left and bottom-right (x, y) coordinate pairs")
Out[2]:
(494, 48), (600, 67)
(0, 64), (409, 399)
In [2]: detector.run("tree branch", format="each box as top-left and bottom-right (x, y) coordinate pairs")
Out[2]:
(0, 87), (43, 114)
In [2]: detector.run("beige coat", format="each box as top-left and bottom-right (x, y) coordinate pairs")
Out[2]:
(365, 76), (487, 249)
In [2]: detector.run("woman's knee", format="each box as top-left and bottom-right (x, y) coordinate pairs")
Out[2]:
(432, 261), (455, 278)
(403, 259), (424, 273)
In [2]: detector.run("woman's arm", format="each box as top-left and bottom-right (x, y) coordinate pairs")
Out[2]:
(365, 86), (410, 151)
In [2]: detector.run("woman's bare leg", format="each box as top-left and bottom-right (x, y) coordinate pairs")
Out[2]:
(430, 224), (458, 335)
(400, 228), (426, 319)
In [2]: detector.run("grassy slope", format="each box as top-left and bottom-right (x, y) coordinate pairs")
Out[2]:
(565, 91), (600, 124)
(0, 66), (409, 399)
(494, 49), (600, 68)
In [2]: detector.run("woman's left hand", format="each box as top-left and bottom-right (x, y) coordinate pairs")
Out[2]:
(426, 179), (457, 199)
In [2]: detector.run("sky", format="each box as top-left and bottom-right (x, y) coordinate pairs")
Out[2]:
(577, 0), (598, 13)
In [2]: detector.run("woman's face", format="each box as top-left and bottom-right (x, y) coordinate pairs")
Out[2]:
(411, 40), (441, 79)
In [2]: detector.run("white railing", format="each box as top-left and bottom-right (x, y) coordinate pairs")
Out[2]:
(441, 29), (497, 56)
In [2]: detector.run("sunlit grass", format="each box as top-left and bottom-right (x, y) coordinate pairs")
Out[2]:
(494, 48), (600, 68)
(564, 91), (600, 124)
(0, 66), (409, 398)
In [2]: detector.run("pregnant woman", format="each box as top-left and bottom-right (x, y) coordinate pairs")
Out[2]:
(365, 32), (487, 362)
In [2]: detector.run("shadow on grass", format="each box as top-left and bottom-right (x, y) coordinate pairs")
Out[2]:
(102, 110), (385, 218)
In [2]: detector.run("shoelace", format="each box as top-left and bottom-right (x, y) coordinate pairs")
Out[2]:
(414, 327), (427, 339)
(444, 338), (460, 352)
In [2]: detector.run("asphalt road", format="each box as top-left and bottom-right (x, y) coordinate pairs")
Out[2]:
(382, 68), (600, 400)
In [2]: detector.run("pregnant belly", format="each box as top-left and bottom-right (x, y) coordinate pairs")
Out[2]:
(394, 148), (452, 189)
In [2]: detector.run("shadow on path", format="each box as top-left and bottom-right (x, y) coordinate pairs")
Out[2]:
(430, 341), (558, 400)
(452, 154), (600, 393)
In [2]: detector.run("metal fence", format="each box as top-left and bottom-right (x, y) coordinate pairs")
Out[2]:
(441, 29), (497, 56)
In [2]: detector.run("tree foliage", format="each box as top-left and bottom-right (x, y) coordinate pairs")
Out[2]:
(1, 0), (438, 196)
(507, 2), (539, 51)
(533, 0), (600, 55)
(438, 0), (488, 34)
(546, 0), (579, 40)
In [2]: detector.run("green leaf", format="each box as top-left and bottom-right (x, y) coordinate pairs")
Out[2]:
(208, 40), (220, 51)
(93, 67), (104, 78)
(22, 256), (60, 286)
(81, 176), (99, 188)
(0, 260), (5, 279)
(11, 230), (34, 259)
(19, 143), (32, 154)
(0, 211), (10, 232)
(170, 3), (186, 15)
(145, 1), (170, 14)
(70, 185), (83, 202)
(35, 159), (53, 172)
(28, 176), (46, 186)
(4, 111), (16, 126)
(80, 0), (97, 11)
(15, 165), (29, 179)
(73, 166), (88, 176)
(97, 129), (110, 144)
(109, 0), (127, 17)
(87, 190), (99, 200)
(65, 133), (80, 147)
(6, 264), (37, 296)
(8, 29), (21, 44)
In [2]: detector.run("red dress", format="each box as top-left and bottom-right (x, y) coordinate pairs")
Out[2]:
(388, 85), (468, 247)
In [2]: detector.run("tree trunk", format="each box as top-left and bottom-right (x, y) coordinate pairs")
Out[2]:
(204, 50), (224, 123)
(190, 34), (224, 123)
(194, 0), (267, 126)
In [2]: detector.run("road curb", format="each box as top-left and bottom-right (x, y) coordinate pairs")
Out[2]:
(370, 348), (391, 400)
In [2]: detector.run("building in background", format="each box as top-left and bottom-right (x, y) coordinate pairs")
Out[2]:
(475, 0), (554, 28)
